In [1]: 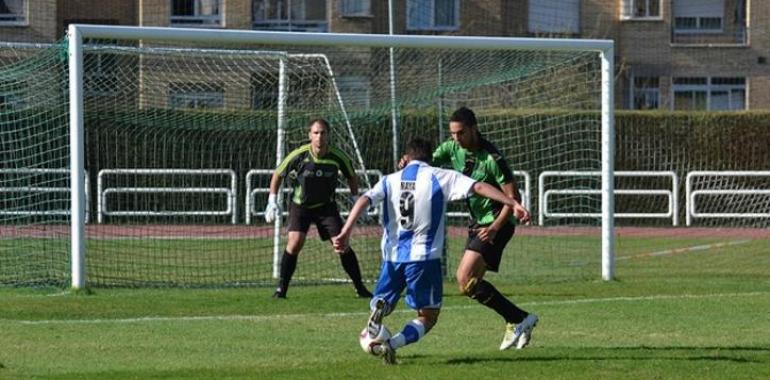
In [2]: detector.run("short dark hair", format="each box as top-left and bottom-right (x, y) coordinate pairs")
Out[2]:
(307, 118), (330, 131)
(449, 107), (477, 128)
(406, 138), (433, 162)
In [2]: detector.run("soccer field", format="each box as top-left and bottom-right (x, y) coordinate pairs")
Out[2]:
(1, 237), (769, 379)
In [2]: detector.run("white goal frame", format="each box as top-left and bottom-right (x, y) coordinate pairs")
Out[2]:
(67, 25), (615, 289)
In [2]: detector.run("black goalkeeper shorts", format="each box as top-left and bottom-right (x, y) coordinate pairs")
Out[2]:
(286, 202), (343, 241)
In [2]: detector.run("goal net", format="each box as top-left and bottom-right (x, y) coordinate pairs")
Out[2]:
(1, 28), (614, 288)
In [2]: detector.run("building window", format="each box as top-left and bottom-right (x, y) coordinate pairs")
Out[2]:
(406, 0), (459, 31)
(672, 77), (745, 111)
(0, 0), (26, 25)
(253, 0), (328, 32)
(170, 0), (222, 27)
(337, 76), (371, 111)
(673, 0), (723, 33)
(621, 0), (661, 19)
(169, 83), (225, 109)
(250, 73), (278, 110)
(250, 70), (334, 110)
(0, 80), (25, 110)
(341, 0), (370, 17)
(528, 0), (580, 35)
(84, 51), (119, 97)
(631, 77), (659, 110)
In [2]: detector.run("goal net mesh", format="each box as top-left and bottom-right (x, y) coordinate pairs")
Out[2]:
(1, 37), (605, 287)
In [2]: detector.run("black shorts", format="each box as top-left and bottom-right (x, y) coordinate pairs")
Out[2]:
(465, 221), (516, 272)
(286, 202), (343, 241)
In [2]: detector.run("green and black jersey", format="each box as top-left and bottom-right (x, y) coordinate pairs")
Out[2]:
(276, 144), (356, 208)
(432, 137), (516, 225)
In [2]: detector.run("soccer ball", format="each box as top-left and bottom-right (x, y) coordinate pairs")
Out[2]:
(359, 326), (392, 354)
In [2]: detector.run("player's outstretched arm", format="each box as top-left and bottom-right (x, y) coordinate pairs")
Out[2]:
(264, 171), (284, 223)
(332, 195), (371, 253)
(472, 182), (531, 224)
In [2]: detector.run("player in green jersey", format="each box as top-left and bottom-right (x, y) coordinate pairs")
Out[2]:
(264, 118), (372, 299)
(432, 107), (538, 350)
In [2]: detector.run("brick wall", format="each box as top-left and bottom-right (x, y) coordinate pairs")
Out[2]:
(58, 0), (137, 38)
(139, 0), (169, 27)
(0, 0), (58, 43)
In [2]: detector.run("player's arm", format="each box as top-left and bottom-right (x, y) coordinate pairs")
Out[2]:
(431, 141), (452, 167)
(472, 182), (530, 224)
(333, 148), (359, 196)
(333, 177), (386, 252)
(480, 144), (522, 239)
(264, 165), (287, 223)
(483, 182), (514, 236)
(268, 170), (284, 196)
(332, 195), (371, 253)
(347, 175), (359, 197)
(264, 147), (303, 222)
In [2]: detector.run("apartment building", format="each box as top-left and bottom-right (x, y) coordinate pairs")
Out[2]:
(1, 0), (768, 110)
(0, 0), (135, 42)
(617, 0), (769, 111)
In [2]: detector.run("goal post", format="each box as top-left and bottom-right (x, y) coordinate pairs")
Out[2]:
(64, 25), (615, 289)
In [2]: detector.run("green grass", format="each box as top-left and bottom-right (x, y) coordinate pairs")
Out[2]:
(4, 234), (749, 287)
(1, 239), (769, 379)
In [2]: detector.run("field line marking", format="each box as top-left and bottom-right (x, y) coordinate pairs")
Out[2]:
(8, 291), (769, 325)
(617, 239), (753, 261)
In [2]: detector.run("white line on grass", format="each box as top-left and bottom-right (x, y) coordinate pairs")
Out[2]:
(617, 239), (753, 261)
(10, 291), (769, 325)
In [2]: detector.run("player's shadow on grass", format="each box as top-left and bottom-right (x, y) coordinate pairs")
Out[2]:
(445, 346), (769, 365)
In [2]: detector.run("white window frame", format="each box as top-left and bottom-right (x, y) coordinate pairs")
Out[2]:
(169, 83), (225, 109)
(341, 0), (371, 17)
(673, 0), (723, 34)
(406, 0), (460, 31)
(252, 0), (328, 32)
(674, 16), (723, 33)
(0, 0), (27, 26)
(620, 0), (662, 20)
(629, 76), (660, 110)
(671, 77), (746, 111)
(170, 0), (222, 28)
(0, 87), (25, 110)
(84, 50), (119, 98)
(337, 75), (371, 111)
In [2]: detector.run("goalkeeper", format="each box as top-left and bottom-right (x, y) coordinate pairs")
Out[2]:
(333, 138), (530, 364)
(432, 107), (539, 350)
(264, 118), (372, 299)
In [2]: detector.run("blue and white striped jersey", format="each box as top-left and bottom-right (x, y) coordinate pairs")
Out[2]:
(363, 160), (477, 263)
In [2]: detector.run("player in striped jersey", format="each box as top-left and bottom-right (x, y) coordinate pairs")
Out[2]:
(264, 118), (371, 299)
(333, 138), (530, 364)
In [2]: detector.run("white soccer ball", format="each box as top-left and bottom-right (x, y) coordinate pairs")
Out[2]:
(359, 326), (392, 354)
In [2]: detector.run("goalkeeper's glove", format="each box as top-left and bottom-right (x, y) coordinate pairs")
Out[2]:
(264, 193), (281, 223)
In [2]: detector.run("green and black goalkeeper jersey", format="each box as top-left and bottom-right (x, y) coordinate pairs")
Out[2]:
(276, 144), (356, 208)
(432, 138), (516, 225)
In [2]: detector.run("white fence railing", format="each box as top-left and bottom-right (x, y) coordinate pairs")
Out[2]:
(11, 168), (770, 227)
(97, 169), (237, 224)
(685, 171), (770, 226)
(0, 168), (89, 221)
(244, 169), (383, 224)
(446, 171), (531, 219)
(539, 171), (679, 226)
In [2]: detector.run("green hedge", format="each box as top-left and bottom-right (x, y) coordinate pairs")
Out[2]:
(8, 106), (770, 224)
